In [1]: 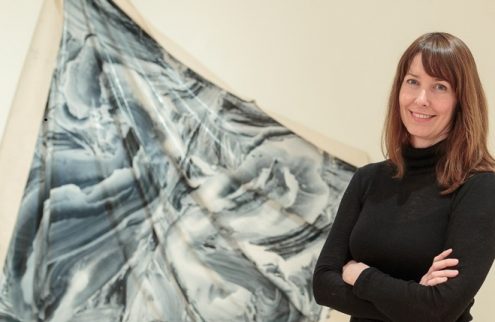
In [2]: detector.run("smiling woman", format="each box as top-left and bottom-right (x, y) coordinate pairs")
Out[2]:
(399, 54), (457, 149)
(313, 32), (495, 322)
(384, 32), (494, 194)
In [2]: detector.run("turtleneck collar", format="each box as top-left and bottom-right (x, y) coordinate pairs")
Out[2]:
(402, 140), (446, 174)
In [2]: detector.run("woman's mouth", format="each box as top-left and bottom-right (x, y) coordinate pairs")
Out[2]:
(410, 111), (434, 120)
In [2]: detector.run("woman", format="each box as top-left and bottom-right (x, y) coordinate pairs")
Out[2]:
(313, 32), (495, 322)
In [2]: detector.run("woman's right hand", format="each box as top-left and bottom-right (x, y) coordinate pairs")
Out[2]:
(420, 248), (459, 286)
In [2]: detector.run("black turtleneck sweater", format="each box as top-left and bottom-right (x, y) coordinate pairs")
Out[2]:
(313, 141), (495, 322)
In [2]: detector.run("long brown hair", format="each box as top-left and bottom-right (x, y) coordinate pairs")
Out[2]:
(382, 32), (495, 194)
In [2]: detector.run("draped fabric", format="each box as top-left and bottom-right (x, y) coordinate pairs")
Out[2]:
(0, 1), (355, 321)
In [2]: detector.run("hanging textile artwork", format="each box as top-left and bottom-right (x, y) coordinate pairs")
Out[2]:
(0, 0), (356, 321)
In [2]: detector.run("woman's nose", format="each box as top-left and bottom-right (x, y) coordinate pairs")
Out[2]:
(414, 89), (429, 107)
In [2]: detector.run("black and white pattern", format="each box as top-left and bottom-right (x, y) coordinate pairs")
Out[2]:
(0, 0), (355, 321)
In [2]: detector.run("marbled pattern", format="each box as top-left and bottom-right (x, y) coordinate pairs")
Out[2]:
(0, 0), (355, 321)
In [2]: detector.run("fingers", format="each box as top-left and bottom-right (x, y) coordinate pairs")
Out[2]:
(421, 249), (460, 287)
(430, 269), (459, 279)
(428, 258), (459, 272)
(433, 248), (453, 262)
(420, 269), (459, 286)
(425, 277), (448, 286)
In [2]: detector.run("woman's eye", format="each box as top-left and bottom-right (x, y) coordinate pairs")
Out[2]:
(406, 79), (418, 85)
(435, 84), (448, 91)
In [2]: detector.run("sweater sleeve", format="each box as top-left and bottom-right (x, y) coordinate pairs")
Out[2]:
(352, 172), (495, 322)
(313, 164), (391, 321)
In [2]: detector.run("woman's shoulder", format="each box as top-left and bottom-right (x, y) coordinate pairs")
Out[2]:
(452, 171), (495, 206)
(350, 160), (393, 193)
(463, 171), (495, 188)
(355, 160), (392, 179)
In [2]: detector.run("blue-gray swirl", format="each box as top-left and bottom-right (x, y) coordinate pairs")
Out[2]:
(0, 0), (355, 321)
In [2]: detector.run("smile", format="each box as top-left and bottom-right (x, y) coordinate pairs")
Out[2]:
(410, 111), (434, 119)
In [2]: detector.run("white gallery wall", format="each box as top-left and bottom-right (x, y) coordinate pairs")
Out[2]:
(127, 0), (495, 163)
(1, 1), (495, 321)
(1, 1), (495, 162)
(0, 1), (43, 145)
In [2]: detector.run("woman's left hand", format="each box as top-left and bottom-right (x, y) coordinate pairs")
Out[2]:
(342, 260), (370, 286)
(420, 248), (459, 286)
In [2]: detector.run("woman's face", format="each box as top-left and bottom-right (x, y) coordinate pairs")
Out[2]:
(399, 54), (457, 148)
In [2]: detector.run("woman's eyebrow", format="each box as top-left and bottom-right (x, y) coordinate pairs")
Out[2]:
(434, 77), (448, 82)
(406, 72), (448, 82)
